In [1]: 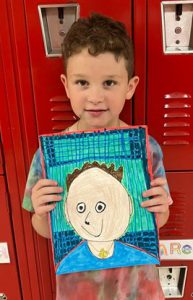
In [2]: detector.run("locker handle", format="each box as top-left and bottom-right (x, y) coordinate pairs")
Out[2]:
(164, 92), (191, 99)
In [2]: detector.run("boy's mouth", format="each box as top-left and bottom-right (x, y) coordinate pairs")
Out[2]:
(85, 109), (108, 117)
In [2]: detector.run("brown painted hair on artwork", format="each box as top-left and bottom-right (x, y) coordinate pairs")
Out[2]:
(66, 161), (123, 191)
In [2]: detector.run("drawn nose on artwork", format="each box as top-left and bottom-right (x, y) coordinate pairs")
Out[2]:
(85, 212), (91, 225)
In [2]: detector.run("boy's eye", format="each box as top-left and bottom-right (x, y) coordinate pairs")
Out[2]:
(75, 80), (88, 87)
(104, 80), (117, 87)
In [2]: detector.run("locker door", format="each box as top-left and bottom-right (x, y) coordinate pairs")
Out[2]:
(146, 0), (193, 171)
(23, 0), (133, 135)
(145, 2), (193, 297)
(160, 172), (193, 299)
(0, 2), (39, 296)
(0, 175), (22, 299)
(160, 172), (193, 240)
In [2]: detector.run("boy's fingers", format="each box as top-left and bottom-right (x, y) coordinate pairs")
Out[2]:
(36, 203), (56, 216)
(146, 205), (169, 213)
(150, 177), (167, 187)
(143, 186), (167, 198)
(33, 179), (58, 191)
(39, 194), (62, 204)
(35, 186), (63, 197)
(33, 195), (61, 211)
(141, 197), (167, 207)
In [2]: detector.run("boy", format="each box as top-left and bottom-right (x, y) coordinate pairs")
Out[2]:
(23, 13), (172, 300)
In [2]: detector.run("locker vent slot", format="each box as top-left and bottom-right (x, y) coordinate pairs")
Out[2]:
(50, 96), (76, 131)
(162, 92), (192, 145)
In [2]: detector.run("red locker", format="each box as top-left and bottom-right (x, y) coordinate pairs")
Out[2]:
(144, 1), (193, 299)
(0, 126), (22, 299)
(160, 172), (193, 299)
(146, 0), (193, 171)
(0, 1), (41, 298)
(0, 173), (21, 299)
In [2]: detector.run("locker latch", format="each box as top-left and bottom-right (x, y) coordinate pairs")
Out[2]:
(0, 294), (7, 300)
(38, 4), (80, 57)
(161, 1), (193, 54)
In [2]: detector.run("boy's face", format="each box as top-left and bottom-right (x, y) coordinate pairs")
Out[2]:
(61, 48), (139, 130)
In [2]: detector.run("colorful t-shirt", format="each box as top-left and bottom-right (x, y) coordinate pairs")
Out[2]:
(23, 135), (171, 300)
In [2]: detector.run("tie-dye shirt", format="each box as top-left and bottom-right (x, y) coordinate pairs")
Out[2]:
(23, 135), (172, 300)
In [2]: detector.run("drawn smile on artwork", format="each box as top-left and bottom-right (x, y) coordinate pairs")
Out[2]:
(65, 162), (133, 259)
(81, 217), (104, 238)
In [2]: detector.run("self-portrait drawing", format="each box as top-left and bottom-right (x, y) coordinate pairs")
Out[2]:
(39, 127), (159, 274)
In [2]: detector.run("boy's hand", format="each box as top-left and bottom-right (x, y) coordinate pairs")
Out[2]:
(32, 179), (63, 218)
(141, 177), (169, 214)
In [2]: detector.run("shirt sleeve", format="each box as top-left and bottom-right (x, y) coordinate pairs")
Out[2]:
(22, 148), (43, 212)
(148, 136), (173, 205)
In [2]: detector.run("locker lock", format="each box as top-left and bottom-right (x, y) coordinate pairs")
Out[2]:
(161, 1), (193, 54)
(0, 294), (7, 300)
(38, 4), (80, 57)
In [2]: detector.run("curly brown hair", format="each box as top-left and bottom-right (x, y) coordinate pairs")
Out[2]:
(62, 13), (134, 79)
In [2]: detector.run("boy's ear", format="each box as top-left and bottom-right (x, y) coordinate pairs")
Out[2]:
(60, 74), (70, 98)
(126, 76), (139, 100)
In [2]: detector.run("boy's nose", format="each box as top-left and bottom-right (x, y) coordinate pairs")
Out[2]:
(87, 88), (104, 104)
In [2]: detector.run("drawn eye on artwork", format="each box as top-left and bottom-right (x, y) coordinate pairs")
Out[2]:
(64, 161), (133, 259)
(76, 201), (106, 214)
(76, 202), (86, 213)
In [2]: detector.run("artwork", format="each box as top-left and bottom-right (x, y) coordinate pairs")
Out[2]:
(39, 126), (160, 275)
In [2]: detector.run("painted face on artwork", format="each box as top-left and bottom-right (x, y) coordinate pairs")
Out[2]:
(61, 48), (139, 130)
(65, 167), (133, 242)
